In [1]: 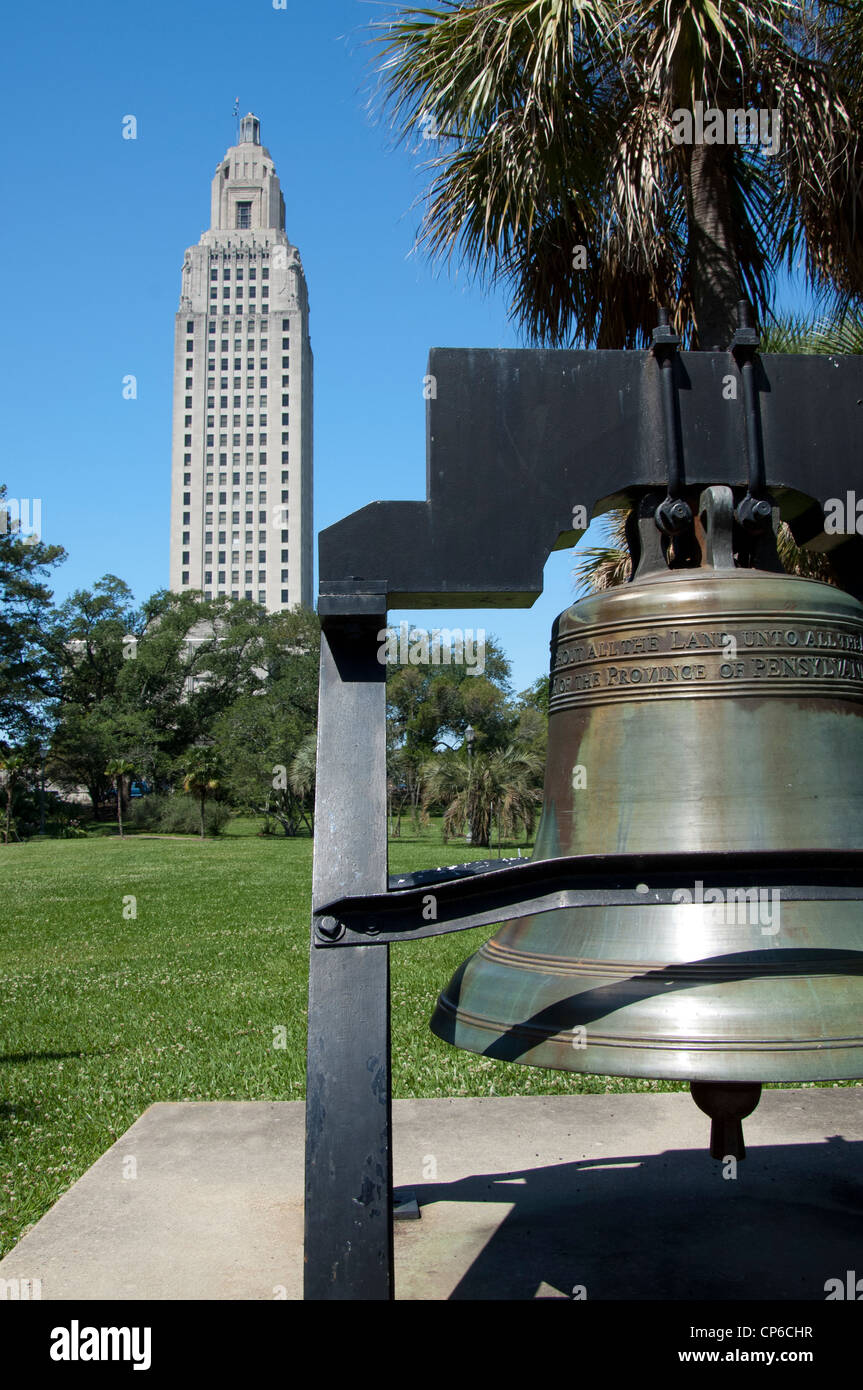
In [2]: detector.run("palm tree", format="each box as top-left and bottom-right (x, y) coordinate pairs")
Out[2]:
(0, 744), (30, 845)
(182, 749), (222, 839)
(422, 743), (543, 847)
(373, 1), (862, 348)
(289, 732), (317, 833)
(105, 758), (135, 837)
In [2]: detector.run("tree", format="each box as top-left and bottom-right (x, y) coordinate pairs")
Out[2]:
(385, 633), (518, 828)
(0, 484), (65, 741)
(422, 742), (543, 847)
(372, 1), (863, 349)
(0, 743), (33, 844)
(182, 749), (223, 839)
(104, 757), (135, 838)
(209, 607), (320, 835)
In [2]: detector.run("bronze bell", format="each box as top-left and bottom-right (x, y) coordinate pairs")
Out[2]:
(430, 486), (863, 1151)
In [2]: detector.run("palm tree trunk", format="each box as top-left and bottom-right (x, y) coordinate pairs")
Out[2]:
(686, 144), (741, 349)
(200, 790), (206, 838)
(117, 779), (124, 838)
(4, 789), (11, 845)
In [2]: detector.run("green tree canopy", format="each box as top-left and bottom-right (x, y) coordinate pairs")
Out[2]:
(0, 484), (65, 741)
(373, 0), (863, 348)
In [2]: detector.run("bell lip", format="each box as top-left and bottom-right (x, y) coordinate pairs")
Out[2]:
(429, 1002), (863, 1085)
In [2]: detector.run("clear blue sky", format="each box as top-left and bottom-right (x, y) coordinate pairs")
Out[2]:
(2, 0), (809, 693)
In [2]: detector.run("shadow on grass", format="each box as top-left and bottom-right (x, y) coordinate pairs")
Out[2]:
(0, 1050), (101, 1065)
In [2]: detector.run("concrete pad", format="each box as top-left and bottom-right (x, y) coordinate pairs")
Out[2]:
(1, 1089), (862, 1299)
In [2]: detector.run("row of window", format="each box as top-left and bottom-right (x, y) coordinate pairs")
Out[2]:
(186, 318), (291, 331)
(209, 285), (269, 300)
(182, 529), (287, 547)
(199, 591), (292, 604)
(184, 471), (288, 486)
(183, 549), (289, 564)
(183, 318), (290, 336)
(183, 451), (290, 468)
(210, 267), (269, 280)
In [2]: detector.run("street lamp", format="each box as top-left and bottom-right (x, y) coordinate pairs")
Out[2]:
(464, 725), (475, 842)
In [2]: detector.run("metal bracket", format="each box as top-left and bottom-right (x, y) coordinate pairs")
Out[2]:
(313, 850), (863, 947)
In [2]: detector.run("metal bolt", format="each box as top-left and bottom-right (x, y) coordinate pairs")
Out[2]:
(316, 916), (345, 942)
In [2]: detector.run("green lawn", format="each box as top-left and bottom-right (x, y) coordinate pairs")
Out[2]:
(0, 817), (843, 1256)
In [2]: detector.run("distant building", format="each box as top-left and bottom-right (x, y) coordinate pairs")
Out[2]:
(169, 113), (313, 610)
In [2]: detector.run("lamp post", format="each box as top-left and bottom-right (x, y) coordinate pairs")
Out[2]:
(464, 725), (475, 843)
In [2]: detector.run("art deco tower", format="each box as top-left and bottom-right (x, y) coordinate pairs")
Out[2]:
(169, 113), (312, 610)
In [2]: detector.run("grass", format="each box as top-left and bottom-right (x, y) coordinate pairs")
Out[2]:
(1, 815), (856, 1255)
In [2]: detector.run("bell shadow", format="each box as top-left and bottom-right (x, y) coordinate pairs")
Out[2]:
(437, 948), (863, 1063)
(410, 1132), (863, 1300)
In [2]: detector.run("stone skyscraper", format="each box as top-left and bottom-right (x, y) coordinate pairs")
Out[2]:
(169, 114), (312, 610)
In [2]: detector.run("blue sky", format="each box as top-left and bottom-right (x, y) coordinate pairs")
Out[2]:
(2, 0), (810, 693)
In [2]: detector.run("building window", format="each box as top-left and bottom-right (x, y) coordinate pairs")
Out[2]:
(281, 529), (289, 541)
(281, 549), (289, 562)
(236, 201), (252, 228)
(186, 340), (193, 351)
(281, 590), (289, 602)
(204, 571), (212, 584)
(281, 570), (289, 582)
(182, 572), (189, 584)
(282, 318), (289, 329)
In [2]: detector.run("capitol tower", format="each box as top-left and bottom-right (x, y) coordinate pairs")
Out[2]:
(169, 113), (313, 610)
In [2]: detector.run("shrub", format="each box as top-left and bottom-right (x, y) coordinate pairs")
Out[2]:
(123, 793), (230, 836)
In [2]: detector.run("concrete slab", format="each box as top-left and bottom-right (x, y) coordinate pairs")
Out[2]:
(1, 1089), (862, 1299)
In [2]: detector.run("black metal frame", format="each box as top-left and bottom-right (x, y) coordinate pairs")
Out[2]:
(304, 346), (863, 1300)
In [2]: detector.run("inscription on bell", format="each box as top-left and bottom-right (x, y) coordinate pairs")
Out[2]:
(550, 619), (863, 705)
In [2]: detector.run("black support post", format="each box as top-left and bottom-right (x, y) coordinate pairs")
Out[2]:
(304, 615), (393, 1300)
